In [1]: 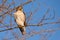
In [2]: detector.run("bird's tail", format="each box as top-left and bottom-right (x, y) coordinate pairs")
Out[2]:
(18, 25), (26, 35)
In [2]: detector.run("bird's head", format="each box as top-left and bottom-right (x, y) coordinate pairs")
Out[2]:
(16, 6), (23, 11)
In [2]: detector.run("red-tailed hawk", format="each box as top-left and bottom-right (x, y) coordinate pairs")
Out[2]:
(14, 6), (26, 35)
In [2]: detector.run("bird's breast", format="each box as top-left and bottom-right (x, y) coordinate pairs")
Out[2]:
(16, 11), (25, 21)
(15, 11), (25, 26)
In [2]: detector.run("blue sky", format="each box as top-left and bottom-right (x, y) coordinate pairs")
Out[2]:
(0, 0), (60, 40)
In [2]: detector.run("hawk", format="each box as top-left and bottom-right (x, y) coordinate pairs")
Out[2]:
(14, 6), (26, 35)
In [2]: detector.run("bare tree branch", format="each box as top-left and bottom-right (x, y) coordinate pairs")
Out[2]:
(0, 21), (60, 32)
(0, 0), (32, 17)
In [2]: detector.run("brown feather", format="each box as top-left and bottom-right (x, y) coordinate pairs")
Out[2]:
(18, 25), (26, 35)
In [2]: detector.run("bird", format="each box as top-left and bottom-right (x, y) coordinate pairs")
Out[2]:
(14, 6), (26, 35)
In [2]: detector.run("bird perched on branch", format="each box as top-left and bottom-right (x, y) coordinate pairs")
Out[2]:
(14, 6), (26, 35)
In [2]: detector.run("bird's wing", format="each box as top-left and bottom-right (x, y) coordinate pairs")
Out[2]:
(23, 12), (27, 26)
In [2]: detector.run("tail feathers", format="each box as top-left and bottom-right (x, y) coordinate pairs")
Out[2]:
(18, 26), (26, 35)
